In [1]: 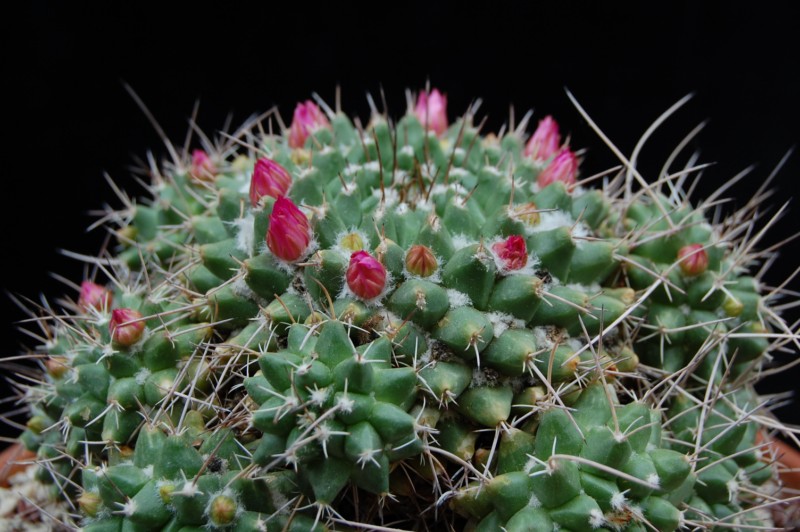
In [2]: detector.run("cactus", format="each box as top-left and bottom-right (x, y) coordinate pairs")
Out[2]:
(6, 88), (798, 531)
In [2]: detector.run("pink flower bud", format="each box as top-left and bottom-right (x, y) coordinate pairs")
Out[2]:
(492, 235), (528, 271)
(288, 101), (331, 149)
(78, 281), (113, 311)
(250, 158), (292, 206)
(537, 148), (578, 188)
(347, 251), (387, 299)
(109, 308), (145, 347)
(266, 196), (311, 262)
(677, 244), (708, 276)
(415, 89), (448, 136)
(190, 149), (217, 182)
(405, 245), (438, 277)
(524, 116), (561, 162)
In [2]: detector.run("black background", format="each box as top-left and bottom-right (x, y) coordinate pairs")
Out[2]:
(4, 2), (799, 443)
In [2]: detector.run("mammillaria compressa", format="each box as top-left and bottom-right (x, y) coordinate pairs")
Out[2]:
(5, 87), (799, 531)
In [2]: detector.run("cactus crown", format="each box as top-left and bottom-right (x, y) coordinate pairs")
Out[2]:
(7, 88), (797, 531)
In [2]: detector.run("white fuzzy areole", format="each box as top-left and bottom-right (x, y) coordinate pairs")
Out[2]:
(134, 368), (152, 385)
(610, 491), (627, 511)
(231, 278), (260, 302)
(344, 163), (362, 176)
(446, 289), (472, 309)
(532, 326), (556, 349)
(588, 508), (606, 529)
(451, 234), (477, 250)
(527, 492), (542, 508)
(486, 311), (525, 338)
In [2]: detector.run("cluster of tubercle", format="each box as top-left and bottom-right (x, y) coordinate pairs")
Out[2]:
(13, 87), (793, 531)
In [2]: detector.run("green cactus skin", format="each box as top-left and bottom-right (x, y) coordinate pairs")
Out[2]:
(8, 90), (793, 531)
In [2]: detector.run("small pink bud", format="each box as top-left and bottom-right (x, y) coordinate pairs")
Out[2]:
(347, 251), (387, 299)
(266, 196), (311, 262)
(109, 308), (145, 347)
(524, 116), (561, 162)
(492, 235), (528, 271)
(405, 245), (438, 277)
(190, 149), (217, 182)
(78, 281), (113, 311)
(250, 158), (292, 206)
(677, 244), (708, 276)
(415, 89), (448, 136)
(288, 101), (331, 149)
(537, 148), (578, 189)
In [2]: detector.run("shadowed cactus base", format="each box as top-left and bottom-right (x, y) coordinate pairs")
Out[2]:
(8, 88), (798, 531)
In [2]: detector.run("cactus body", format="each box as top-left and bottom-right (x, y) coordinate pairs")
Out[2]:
(9, 89), (794, 530)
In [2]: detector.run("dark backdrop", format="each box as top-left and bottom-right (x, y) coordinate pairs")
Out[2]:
(4, 2), (799, 442)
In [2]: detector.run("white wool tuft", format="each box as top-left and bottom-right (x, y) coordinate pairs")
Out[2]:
(589, 508), (606, 528)
(527, 210), (574, 232)
(486, 311), (524, 338)
(446, 289), (472, 309)
(532, 326), (555, 349)
(610, 491), (627, 511)
(451, 234), (477, 250)
(527, 492), (542, 508)
(565, 282), (601, 294)
(135, 368), (152, 385)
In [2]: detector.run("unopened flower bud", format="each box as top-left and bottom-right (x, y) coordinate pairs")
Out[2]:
(109, 308), (145, 346)
(723, 296), (744, 317)
(190, 149), (217, 182)
(159, 483), (176, 504)
(208, 494), (238, 527)
(415, 88), (448, 136)
(77, 492), (102, 518)
(266, 196), (312, 262)
(250, 157), (292, 206)
(524, 115), (561, 162)
(45, 356), (69, 379)
(26, 415), (48, 434)
(347, 251), (387, 299)
(537, 148), (578, 188)
(405, 245), (438, 277)
(513, 202), (541, 226)
(340, 232), (365, 252)
(288, 101), (331, 148)
(677, 244), (708, 276)
(78, 281), (113, 312)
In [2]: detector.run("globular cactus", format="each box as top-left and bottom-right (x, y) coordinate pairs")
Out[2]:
(6, 87), (798, 531)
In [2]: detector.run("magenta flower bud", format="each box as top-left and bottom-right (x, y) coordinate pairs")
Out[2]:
(524, 115), (561, 162)
(266, 196), (311, 262)
(677, 244), (709, 276)
(250, 157), (292, 206)
(346, 251), (387, 300)
(109, 308), (145, 347)
(415, 88), (448, 136)
(78, 281), (113, 311)
(537, 148), (578, 188)
(288, 101), (331, 149)
(190, 149), (217, 182)
(492, 235), (528, 271)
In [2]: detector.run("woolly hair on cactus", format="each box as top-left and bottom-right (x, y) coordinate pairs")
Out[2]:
(3, 85), (799, 531)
